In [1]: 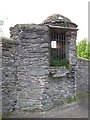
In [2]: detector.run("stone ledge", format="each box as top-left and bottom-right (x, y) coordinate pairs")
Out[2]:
(49, 67), (69, 77)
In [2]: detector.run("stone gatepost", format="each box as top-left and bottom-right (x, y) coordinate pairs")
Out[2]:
(67, 31), (77, 66)
(10, 24), (50, 110)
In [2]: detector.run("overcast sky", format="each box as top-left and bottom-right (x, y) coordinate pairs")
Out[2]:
(0, 0), (89, 42)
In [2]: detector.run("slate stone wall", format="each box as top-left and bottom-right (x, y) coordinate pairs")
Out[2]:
(2, 24), (78, 113)
(10, 24), (50, 110)
(2, 38), (17, 113)
(66, 31), (77, 66)
(76, 58), (89, 94)
(0, 37), (2, 116)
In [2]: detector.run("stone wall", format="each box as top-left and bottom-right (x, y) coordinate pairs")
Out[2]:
(10, 24), (50, 110)
(2, 38), (17, 113)
(2, 23), (78, 113)
(76, 58), (89, 94)
(9, 24), (77, 111)
(66, 31), (77, 66)
(0, 37), (2, 116)
(1, 14), (89, 117)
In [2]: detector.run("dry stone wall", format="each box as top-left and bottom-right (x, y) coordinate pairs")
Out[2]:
(66, 31), (77, 66)
(9, 24), (77, 111)
(10, 24), (50, 110)
(2, 23), (88, 114)
(76, 58), (89, 94)
(2, 38), (17, 113)
(0, 37), (2, 116)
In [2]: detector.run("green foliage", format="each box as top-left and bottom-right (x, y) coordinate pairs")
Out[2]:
(50, 58), (69, 68)
(67, 96), (79, 103)
(2, 111), (13, 118)
(77, 38), (90, 59)
(0, 115), (2, 120)
(77, 93), (88, 98)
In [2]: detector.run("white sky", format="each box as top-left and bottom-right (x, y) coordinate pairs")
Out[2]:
(0, 0), (89, 42)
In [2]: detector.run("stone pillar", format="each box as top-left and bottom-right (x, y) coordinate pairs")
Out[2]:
(10, 24), (50, 110)
(68, 31), (77, 66)
(66, 32), (70, 59)
(66, 30), (78, 96)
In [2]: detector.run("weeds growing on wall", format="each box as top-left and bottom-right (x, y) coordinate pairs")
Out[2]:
(50, 58), (69, 69)
(67, 96), (79, 103)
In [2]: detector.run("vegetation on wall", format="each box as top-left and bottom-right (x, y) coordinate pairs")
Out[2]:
(77, 38), (90, 59)
(50, 58), (69, 68)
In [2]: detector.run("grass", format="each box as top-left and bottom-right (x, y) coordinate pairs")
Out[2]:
(2, 111), (13, 118)
(76, 93), (88, 98)
(53, 95), (79, 108)
(67, 96), (79, 104)
(67, 93), (88, 104)
(50, 58), (70, 69)
(0, 115), (2, 120)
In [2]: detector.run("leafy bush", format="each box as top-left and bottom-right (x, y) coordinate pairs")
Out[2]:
(67, 96), (79, 103)
(77, 38), (90, 59)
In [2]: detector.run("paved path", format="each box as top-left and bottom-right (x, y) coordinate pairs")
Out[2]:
(4, 96), (88, 118)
